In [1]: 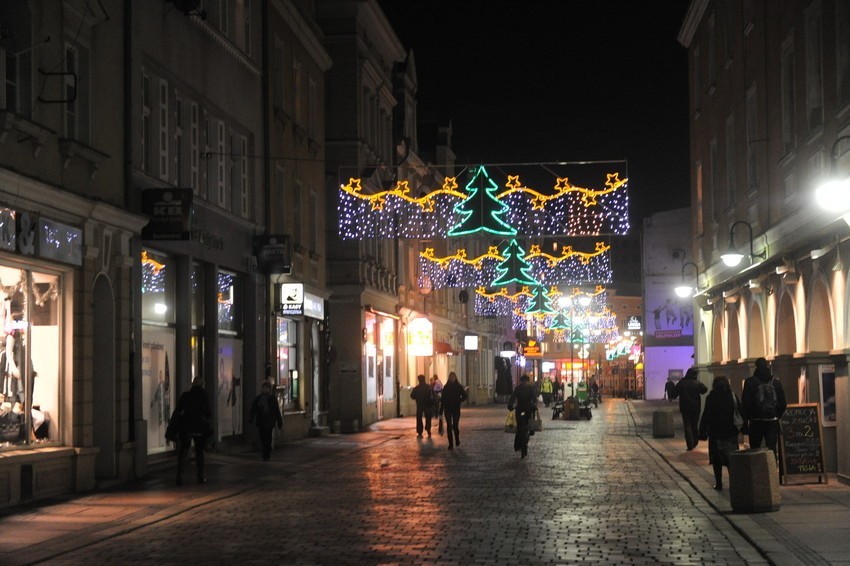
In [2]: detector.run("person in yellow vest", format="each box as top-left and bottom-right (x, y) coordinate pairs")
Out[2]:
(540, 376), (554, 407)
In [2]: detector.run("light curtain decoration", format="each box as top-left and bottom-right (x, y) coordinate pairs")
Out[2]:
(338, 163), (629, 239)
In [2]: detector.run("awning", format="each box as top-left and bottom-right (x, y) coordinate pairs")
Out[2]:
(434, 341), (458, 355)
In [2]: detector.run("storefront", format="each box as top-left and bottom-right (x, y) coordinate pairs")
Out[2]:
(137, 201), (262, 463)
(272, 282), (329, 440)
(0, 169), (145, 507)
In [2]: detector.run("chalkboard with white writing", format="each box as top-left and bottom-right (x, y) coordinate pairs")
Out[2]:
(778, 403), (827, 484)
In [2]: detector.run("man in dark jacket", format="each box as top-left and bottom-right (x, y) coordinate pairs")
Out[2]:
(175, 376), (212, 485)
(673, 367), (708, 451)
(410, 374), (435, 438)
(741, 357), (787, 458)
(248, 381), (283, 461)
(508, 374), (538, 455)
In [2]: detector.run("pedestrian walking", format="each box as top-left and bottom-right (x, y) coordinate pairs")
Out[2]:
(441, 371), (467, 450)
(508, 374), (538, 456)
(664, 377), (676, 402)
(410, 374), (436, 437)
(672, 367), (707, 451)
(540, 376), (554, 407)
(174, 376), (212, 486)
(431, 374), (444, 435)
(248, 381), (283, 461)
(741, 357), (787, 458)
(698, 376), (743, 491)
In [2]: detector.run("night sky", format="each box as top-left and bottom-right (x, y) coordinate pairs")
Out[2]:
(378, 0), (692, 225)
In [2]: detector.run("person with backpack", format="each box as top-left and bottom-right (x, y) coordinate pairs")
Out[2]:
(248, 381), (283, 461)
(411, 374), (436, 438)
(672, 367), (708, 451)
(742, 357), (787, 457)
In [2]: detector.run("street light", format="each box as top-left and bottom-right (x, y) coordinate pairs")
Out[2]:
(674, 261), (700, 298)
(721, 220), (767, 267)
(815, 135), (850, 225)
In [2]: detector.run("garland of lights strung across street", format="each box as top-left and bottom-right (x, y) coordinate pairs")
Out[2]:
(337, 163), (629, 240)
(336, 160), (630, 382)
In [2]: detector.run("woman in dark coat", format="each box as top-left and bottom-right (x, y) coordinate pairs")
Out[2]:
(175, 376), (212, 485)
(441, 371), (467, 450)
(698, 376), (743, 491)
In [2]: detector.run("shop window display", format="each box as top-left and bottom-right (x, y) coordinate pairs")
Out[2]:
(141, 250), (176, 454)
(276, 317), (297, 410)
(0, 267), (60, 448)
(217, 271), (242, 437)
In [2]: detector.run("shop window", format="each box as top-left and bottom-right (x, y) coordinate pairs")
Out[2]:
(276, 317), (298, 410)
(0, 267), (61, 449)
(380, 318), (394, 402)
(217, 270), (242, 437)
(365, 313), (377, 403)
(141, 250), (176, 454)
(191, 264), (204, 382)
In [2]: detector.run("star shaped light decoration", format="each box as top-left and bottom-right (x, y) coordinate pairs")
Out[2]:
(505, 175), (522, 190)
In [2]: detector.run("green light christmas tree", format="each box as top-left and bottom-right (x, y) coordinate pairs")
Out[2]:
(492, 239), (538, 286)
(448, 166), (517, 236)
(526, 285), (556, 315)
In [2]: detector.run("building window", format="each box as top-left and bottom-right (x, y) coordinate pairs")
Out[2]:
(309, 189), (318, 252)
(780, 35), (796, 155)
(693, 46), (701, 112)
(2, 2), (33, 117)
(64, 44), (90, 143)
(175, 96), (184, 187)
(240, 136), (248, 217)
(746, 84), (758, 191)
(0, 266), (61, 450)
(293, 58), (302, 126)
(837, 0), (850, 109)
(696, 160), (704, 236)
(725, 114), (736, 209)
(141, 250), (176, 455)
(293, 180), (302, 246)
(217, 120), (226, 207)
(708, 12), (716, 87)
(190, 102), (199, 193)
(234, 0), (250, 54)
(228, 132), (235, 209)
(275, 165), (285, 231)
(204, 114), (211, 200)
(308, 77), (318, 141)
(710, 139), (719, 222)
(158, 79), (169, 181)
(805, 1), (824, 132)
(273, 37), (285, 112)
(142, 73), (151, 173)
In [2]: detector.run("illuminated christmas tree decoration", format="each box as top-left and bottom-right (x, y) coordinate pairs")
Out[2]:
(526, 285), (557, 315)
(448, 166), (516, 237)
(492, 239), (538, 286)
(337, 163), (629, 240)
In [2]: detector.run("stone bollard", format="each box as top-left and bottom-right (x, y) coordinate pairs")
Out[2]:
(729, 448), (781, 512)
(652, 410), (675, 438)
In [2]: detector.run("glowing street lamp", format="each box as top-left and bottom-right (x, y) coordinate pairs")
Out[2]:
(815, 136), (850, 226)
(720, 220), (767, 267)
(675, 261), (699, 298)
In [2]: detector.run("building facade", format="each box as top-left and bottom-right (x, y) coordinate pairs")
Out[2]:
(0, 0), (146, 506)
(680, 0), (850, 477)
(128, 1), (266, 466)
(642, 208), (695, 399)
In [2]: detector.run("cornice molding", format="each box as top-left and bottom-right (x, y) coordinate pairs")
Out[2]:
(678, 0), (710, 48)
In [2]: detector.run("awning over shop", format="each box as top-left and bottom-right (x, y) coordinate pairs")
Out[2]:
(434, 341), (458, 355)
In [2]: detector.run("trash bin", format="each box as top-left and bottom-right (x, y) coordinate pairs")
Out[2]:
(652, 410), (675, 438)
(566, 397), (580, 420)
(729, 448), (781, 513)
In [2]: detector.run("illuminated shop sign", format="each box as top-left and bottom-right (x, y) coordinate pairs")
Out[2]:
(464, 335), (479, 350)
(408, 318), (433, 357)
(627, 316), (642, 330)
(39, 218), (82, 266)
(303, 291), (324, 320)
(279, 283), (304, 316)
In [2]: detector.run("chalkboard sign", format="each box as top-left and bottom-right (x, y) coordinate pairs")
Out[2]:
(778, 403), (827, 484)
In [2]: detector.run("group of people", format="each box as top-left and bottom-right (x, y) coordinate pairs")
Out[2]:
(167, 378), (283, 486)
(410, 372), (467, 449)
(669, 358), (787, 490)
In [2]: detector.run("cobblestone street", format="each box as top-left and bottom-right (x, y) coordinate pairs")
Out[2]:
(0, 399), (770, 565)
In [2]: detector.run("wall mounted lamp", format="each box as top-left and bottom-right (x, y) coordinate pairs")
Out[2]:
(815, 135), (850, 226)
(721, 220), (767, 267)
(674, 261), (700, 298)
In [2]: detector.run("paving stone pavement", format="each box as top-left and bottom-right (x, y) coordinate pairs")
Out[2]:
(0, 398), (781, 565)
